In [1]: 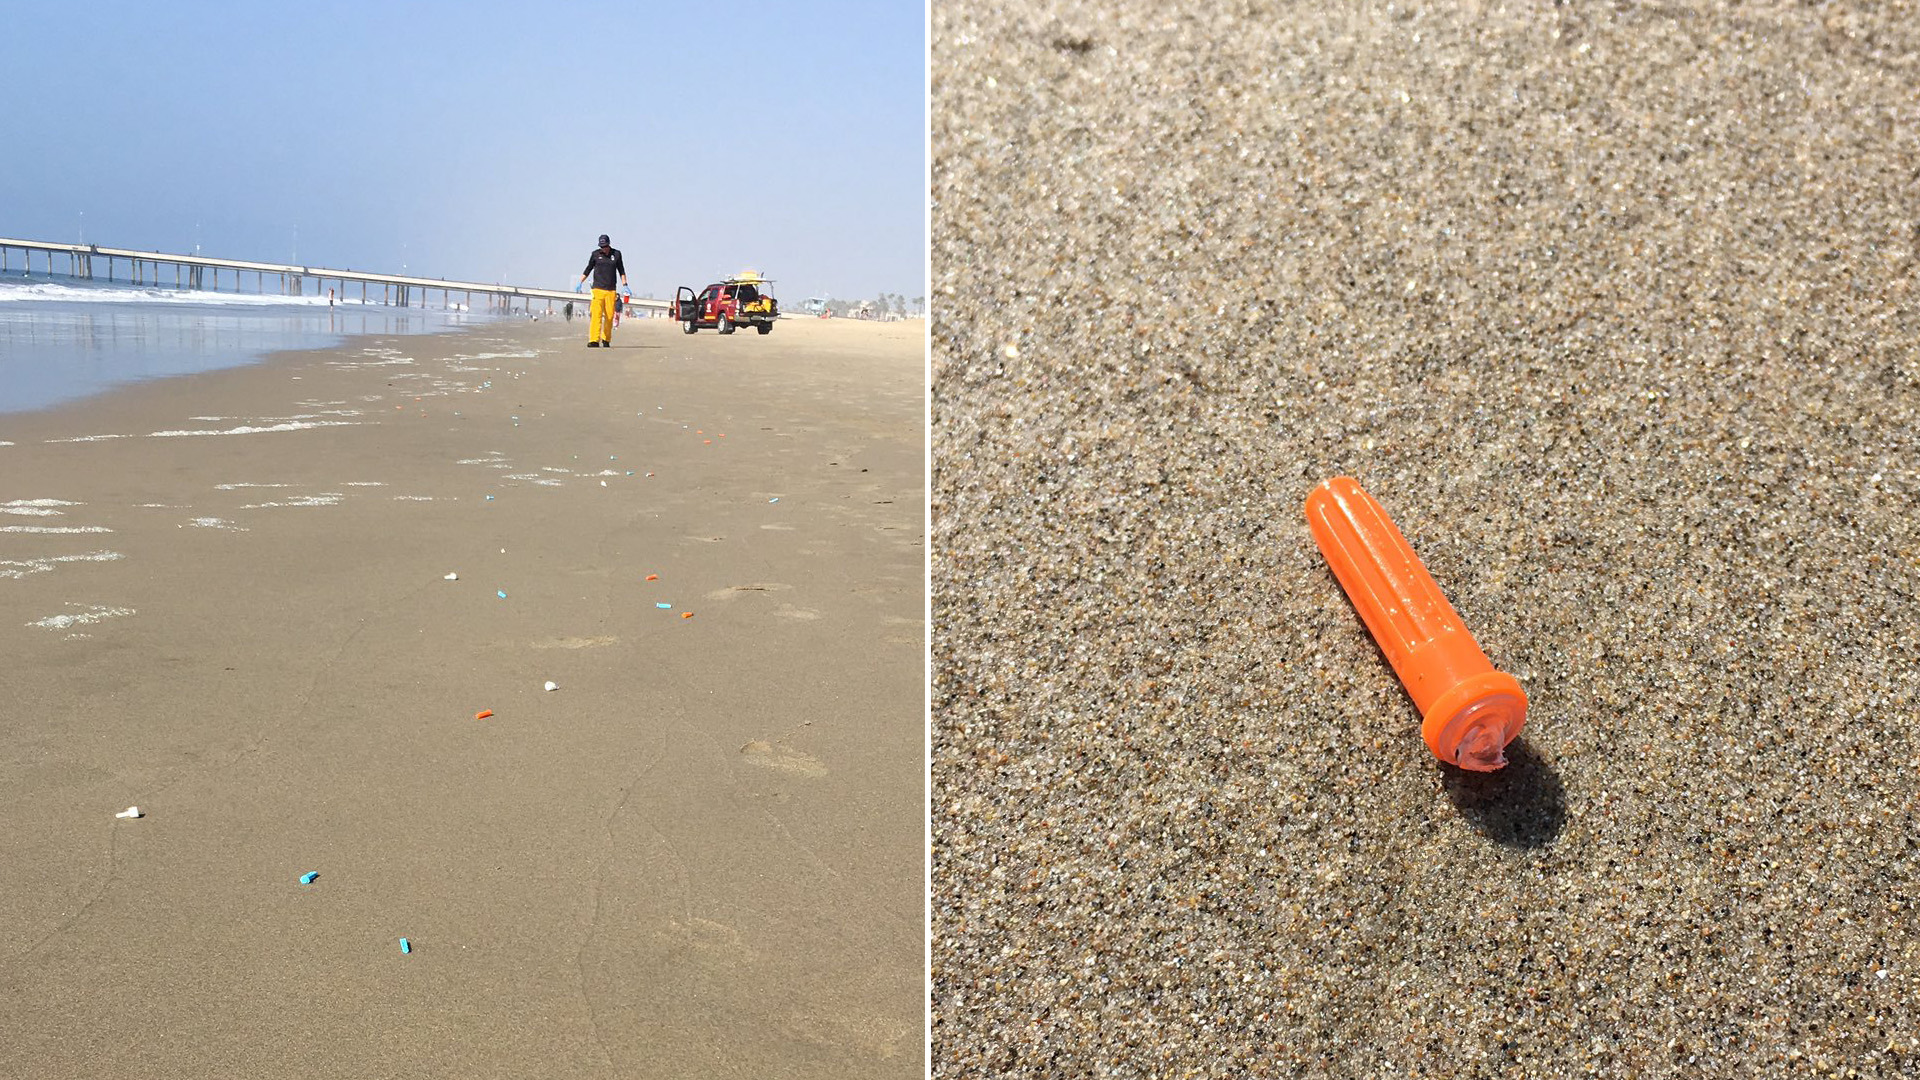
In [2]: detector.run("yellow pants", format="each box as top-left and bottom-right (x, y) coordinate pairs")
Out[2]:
(589, 289), (617, 343)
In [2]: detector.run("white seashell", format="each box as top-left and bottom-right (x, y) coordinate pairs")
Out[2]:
(544, 681), (558, 692)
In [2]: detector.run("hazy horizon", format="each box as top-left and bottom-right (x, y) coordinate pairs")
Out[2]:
(0, 2), (926, 305)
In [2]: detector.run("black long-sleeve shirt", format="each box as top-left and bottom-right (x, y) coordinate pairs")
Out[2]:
(582, 247), (625, 291)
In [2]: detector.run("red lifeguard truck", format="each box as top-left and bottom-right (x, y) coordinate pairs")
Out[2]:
(670, 271), (779, 335)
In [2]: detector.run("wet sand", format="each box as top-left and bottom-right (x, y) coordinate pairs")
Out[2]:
(0, 315), (926, 1077)
(932, 3), (1917, 1076)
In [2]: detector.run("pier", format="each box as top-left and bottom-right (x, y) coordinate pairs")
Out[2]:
(0, 237), (668, 315)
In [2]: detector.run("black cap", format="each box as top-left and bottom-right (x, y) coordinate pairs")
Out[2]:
(598, 234), (610, 246)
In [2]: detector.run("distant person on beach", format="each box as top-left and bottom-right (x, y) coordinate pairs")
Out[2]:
(574, 234), (628, 348)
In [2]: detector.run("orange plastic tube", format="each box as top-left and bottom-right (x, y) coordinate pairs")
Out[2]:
(1305, 476), (1527, 771)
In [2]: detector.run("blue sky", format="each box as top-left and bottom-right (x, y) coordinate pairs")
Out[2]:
(0, 1), (926, 303)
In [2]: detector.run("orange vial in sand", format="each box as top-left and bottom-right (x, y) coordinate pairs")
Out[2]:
(1305, 476), (1527, 771)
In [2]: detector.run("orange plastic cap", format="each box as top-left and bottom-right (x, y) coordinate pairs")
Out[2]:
(1305, 476), (1527, 771)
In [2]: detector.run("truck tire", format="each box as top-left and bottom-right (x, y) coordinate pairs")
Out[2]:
(756, 323), (772, 335)
(682, 320), (697, 334)
(718, 316), (736, 335)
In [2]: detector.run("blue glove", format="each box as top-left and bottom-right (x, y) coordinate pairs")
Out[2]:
(573, 282), (583, 293)
(620, 285), (631, 298)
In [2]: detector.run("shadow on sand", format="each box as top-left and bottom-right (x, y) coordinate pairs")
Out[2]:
(1440, 736), (1567, 849)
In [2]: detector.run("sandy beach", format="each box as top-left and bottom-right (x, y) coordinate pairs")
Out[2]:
(0, 315), (925, 1077)
(933, 3), (1916, 1076)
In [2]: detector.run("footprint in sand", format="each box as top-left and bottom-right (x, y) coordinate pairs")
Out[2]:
(15, 758), (113, 790)
(738, 740), (828, 778)
(530, 635), (619, 650)
(703, 583), (792, 601)
(701, 584), (820, 620)
(780, 1010), (915, 1061)
(660, 917), (757, 966)
(881, 615), (925, 646)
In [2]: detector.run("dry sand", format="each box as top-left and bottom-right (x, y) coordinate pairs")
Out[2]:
(0, 315), (925, 1077)
(933, 3), (1917, 1076)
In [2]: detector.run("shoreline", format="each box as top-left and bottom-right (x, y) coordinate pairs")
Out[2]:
(0, 282), (512, 419)
(0, 314), (511, 434)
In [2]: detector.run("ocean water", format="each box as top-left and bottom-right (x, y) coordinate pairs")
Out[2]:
(0, 273), (501, 415)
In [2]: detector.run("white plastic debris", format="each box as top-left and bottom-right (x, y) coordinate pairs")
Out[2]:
(544, 681), (558, 692)
(115, 806), (141, 819)
(444, 572), (458, 581)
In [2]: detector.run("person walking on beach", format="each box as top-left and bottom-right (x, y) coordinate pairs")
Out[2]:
(575, 234), (629, 347)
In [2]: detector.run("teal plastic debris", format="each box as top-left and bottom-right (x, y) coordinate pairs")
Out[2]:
(400, 938), (412, 954)
(299, 871), (319, 885)
(655, 602), (672, 609)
